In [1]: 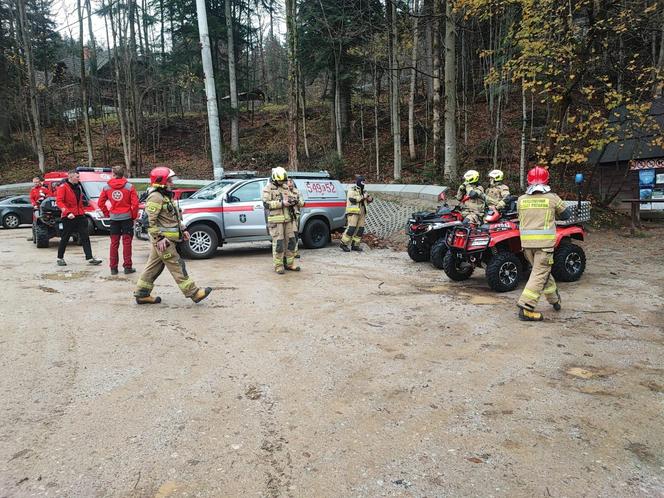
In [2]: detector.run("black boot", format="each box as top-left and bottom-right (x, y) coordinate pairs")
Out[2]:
(340, 243), (351, 252)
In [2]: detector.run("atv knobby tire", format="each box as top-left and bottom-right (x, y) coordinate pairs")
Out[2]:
(429, 238), (448, 269)
(442, 251), (474, 281)
(486, 251), (522, 292)
(34, 222), (50, 248)
(407, 240), (429, 262)
(552, 243), (586, 282)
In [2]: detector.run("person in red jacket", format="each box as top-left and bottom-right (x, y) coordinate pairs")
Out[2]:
(55, 169), (102, 267)
(29, 176), (50, 209)
(98, 166), (139, 275)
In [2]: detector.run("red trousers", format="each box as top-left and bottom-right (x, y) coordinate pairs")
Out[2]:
(109, 219), (134, 269)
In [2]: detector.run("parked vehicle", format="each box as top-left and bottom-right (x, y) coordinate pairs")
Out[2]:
(177, 171), (346, 259)
(442, 200), (589, 292)
(406, 188), (464, 268)
(0, 195), (33, 228)
(32, 196), (82, 248)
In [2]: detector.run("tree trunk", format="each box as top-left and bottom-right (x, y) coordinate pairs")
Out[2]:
(390, 0), (402, 179)
(373, 52), (380, 179)
(85, 0), (99, 116)
(432, 0), (442, 176)
(519, 79), (527, 190)
(78, 0), (94, 166)
(298, 62), (310, 159)
(443, 0), (457, 180)
(16, 0), (45, 172)
(408, 0), (420, 161)
(226, 0), (240, 152)
(285, 0), (299, 168)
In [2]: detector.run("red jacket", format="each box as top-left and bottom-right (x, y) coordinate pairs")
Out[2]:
(29, 185), (50, 207)
(98, 177), (139, 220)
(56, 181), (86, 218)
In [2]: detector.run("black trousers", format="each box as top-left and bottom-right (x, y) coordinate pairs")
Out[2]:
(57, 216), (92, 259)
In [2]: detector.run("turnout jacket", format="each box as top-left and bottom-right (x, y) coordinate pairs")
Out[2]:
(345, 185), (369, 215)
(144, 189), (184, 242)
(517, 191), (567, 249)
(485, 183), (511, 209)
(455, 183), (485, 214)
(262, 181), (296, 223)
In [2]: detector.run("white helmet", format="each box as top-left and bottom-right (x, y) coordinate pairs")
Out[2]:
(271, 167), (287, 182)
(463, 169), (480, 184)
(488, 169), (504, 183)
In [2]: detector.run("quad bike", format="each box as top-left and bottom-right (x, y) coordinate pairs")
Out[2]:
(442, 198), (589, 292)
(406, 188), (464, 268)
(32, 197), (80, 248)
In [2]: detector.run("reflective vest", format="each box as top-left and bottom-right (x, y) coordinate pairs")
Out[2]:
(262, 182), (294, 224)
(517, 192), (566, 249)
(345, 185), (366, 215)
(145, 190), (182, 242)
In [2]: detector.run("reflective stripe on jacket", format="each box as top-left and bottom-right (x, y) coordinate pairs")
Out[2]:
(262, 182), (293, 224)
(517, 192), (567, 249)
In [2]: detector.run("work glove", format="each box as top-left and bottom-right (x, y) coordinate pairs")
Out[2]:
(469, 190), (479, 199)
(459, 184), (467, 193)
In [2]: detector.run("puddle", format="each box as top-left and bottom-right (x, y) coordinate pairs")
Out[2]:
(565, 366), (615, 379)
(41, 271), (91, 281)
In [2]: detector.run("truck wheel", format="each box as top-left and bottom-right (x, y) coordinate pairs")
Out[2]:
(302, 219), (329, 249)
(552, 243), (586, 282)
(182, 224), (218, 259)
(486, 251), (522, 292)
(407, 240), (429, 262)
(2, 212), (20, 229)
(429, 238), (448, 269)
(35, 222), (50, 248)
(442, 251), (474, 281)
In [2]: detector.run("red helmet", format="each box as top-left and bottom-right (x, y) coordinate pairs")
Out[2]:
(150, 167), (176, 187)
(527, 166), (549, 186)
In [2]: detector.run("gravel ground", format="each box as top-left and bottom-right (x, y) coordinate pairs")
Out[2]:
(0, 226), (663, 498)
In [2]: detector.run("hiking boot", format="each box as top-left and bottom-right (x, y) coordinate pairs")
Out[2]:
(124, 267), (136, 274)
(110, 268), (119, 275)
(87, 257), (102, 266)
(191, 287), (212, 303)
(340, 243), (351, 253)
(275, 267), (285, 275)
(351, 244), (363, 252)
(518, 308), (543, 321)
(136, 295), (162, 305)
(286, 264), (301, 272)
(552, 290), (561, 311)
(57, 258), (67, 266)
(295, 253), (301, 259)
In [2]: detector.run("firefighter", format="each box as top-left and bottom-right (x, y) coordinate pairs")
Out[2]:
(517, 166), (572, 321)
(340, 175), (373, 252)
(98, 166), (139, 275)
(287, 178), (305, 259)
(262, 167), (300, 274)
(455, 169), (486, 224)
(55, 170), (102, 266)
(28, 176), (49, 241)
(133, 167), (212, 304)
(485, 169), (511, 210)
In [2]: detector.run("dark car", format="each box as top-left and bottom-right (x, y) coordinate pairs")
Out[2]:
(0, 195), (33, 229)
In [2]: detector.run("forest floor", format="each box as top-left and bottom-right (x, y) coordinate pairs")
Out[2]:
(0, 225), (663, 497)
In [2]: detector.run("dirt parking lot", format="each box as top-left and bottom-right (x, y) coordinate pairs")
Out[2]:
(0, 226), (663, 497)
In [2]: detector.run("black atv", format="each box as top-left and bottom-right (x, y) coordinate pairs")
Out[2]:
(32, 197), (79, 248)
(406, 189), (464, 269)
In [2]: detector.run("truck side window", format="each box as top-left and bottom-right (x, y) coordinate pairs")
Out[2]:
(228, 182), (262, 203)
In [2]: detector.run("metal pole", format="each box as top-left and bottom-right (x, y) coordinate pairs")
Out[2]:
(195, 0), (224, 179)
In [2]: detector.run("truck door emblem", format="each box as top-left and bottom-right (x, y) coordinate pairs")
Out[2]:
(239, 214), (247, 223)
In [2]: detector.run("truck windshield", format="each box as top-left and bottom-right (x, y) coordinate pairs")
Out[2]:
(81, 181), (108, 199)
(190, 180), (236, 200)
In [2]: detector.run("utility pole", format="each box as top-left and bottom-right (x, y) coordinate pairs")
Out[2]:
(196, 0), (224, 179)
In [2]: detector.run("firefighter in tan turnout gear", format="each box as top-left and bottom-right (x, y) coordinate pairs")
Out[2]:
(133, 167), (212, 304)
(262, 167), (300, 274)
(485, 169), (511, 210)
(456, 170), (486, 224)
(340, 175), (373, 252)
(517, 166), (572, 321)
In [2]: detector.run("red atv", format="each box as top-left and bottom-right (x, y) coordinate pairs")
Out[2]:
(442, 199), (588, 292)
(406, 188), (464, 268)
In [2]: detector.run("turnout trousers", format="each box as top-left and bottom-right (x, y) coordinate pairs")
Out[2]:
(269, 221), (296, 270)
(134, 241), (199, 298)
(341, 212), (366, 246)
(517, 248), (560, 310)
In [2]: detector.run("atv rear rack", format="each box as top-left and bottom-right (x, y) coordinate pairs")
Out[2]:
(557, 200), (591, 226)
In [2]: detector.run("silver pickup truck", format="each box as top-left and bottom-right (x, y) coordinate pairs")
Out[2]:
(177, 171), (347, 259)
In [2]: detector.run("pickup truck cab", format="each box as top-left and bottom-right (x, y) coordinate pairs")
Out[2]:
(178, 171), (346, 259)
